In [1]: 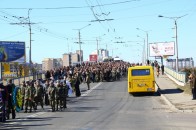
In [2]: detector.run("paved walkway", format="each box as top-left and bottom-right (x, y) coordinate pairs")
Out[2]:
(155, 74), (196, 112)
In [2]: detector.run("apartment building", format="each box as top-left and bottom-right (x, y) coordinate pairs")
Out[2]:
(42, 58), (63, 71)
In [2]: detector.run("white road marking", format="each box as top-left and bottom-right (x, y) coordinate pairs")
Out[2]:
(26, 112), (46, 118)
(81, 82), (102, 97)
(72, 82), (103, 101)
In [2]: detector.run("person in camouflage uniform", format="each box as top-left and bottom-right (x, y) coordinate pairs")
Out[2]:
(111, 68), (116, 81)
(48, 81), (56, 112)
(20, 81), (26, 110)
(100, 69), (104, 82)
(34, 80), (44, 110)
(116, 67), (121, 80)
(55, 80), (65, 111)
(86, 70), (91, 90)
(24, 81), (32, 113)
(95, 71), (99, 82)
(30, 81), (36, 112)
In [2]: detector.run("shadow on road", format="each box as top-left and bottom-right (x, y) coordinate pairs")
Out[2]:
(159, 88), (184, 94)
(0, 116), (61, 130)
(130, 91), (161, 97)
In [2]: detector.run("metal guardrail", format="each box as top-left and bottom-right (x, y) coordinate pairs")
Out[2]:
(164, 66), (187, 84)
(150, 60), (187, 85)
(4, 74), (45, 86)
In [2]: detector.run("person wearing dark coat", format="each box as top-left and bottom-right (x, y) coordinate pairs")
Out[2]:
(0, 81), (8, 122)
(45, 70), (51, 80)
(74, 73), (81, 97)
(189, 73), (196, 100)
(6, 79), (16, 119)
(161, 65), (164, 75)
(44, 80), (50, 105)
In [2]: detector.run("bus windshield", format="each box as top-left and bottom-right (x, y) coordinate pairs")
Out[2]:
(131, 69), (150, 76)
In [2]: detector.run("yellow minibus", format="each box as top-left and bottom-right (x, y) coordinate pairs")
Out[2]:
(128, 66), (155, 94)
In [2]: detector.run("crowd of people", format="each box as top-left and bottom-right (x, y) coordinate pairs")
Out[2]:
(0, 61), (130, 122)
(151, 60), (164, 77)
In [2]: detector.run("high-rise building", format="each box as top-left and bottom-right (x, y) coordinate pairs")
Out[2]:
(89, 49), (109, 61)
(71, 53), (79, 63)
(100, 49), (109, 57)
(42, 58), (53, 71)
(42, 58), (63, 71)
(63, 53), (71, 67)
(76, 50), (83, 62)
(62, 51), (80, 67)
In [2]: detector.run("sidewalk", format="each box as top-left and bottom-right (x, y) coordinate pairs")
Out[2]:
(155, 74), (196, 113)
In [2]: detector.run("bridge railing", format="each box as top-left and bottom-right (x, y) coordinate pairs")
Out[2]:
(164, 66), (187, 86)
(3, 73), (45, 86)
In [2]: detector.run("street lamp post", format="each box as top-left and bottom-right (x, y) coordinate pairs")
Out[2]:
(158, 14), (187, 72)
(136, 28), (150, 62)
(137, 35), (146, 65)
(125, 41), (145, 64)
(136, 43), (145, 64)
(74, 24), (91, 65)
(96, 34), (106, 62)
(10, 9), (34, 64)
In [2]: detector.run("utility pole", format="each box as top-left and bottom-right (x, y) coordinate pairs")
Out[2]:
(158, 14), (187, 72)
(10, 9), (36, 65)
(96, 38), (99, 62)
(136, 28), (151, 62)
(73, 24), (91, 65)
(95, 34), (105, 62)
(137, 35), (146, 65)
(78, 30), (82, 64)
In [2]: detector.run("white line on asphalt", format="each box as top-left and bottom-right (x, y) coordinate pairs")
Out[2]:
(26, 112), (46, 118)
(80, 82), (102, 98)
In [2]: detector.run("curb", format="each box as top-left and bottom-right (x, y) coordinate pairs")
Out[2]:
(155, 82), (196, 113)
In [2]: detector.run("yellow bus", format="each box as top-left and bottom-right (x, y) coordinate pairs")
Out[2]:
(128, 66), (155, 94)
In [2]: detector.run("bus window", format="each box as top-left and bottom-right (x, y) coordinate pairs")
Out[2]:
(131, 69), (150, 76)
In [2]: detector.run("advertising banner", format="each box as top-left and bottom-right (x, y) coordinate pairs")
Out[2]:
(149, 42), (175, 57)
(89, 54), (97, 62)
(0, 41), (25, 62)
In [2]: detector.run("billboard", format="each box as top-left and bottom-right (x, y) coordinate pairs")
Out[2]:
(89, 54), (97, 62)
(0, 41), (25, 62)
(149, 42), (175, 57)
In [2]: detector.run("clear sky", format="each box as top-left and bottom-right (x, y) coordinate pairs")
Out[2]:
(0, 0), (195, 64)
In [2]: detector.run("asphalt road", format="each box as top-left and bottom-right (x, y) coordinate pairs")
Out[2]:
(1, 79), (196, 130)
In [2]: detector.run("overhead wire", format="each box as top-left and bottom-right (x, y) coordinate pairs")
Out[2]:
(0, 9), (74, 41)
(0, 0), (140, 10)
(0, 0), (141, 41)
(1, 0), (191, 42)
(96, 0), (121, 38)
(85, 0), (116, 40)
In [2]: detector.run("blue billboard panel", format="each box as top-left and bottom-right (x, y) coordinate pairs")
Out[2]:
(0, 41), (25, 62)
